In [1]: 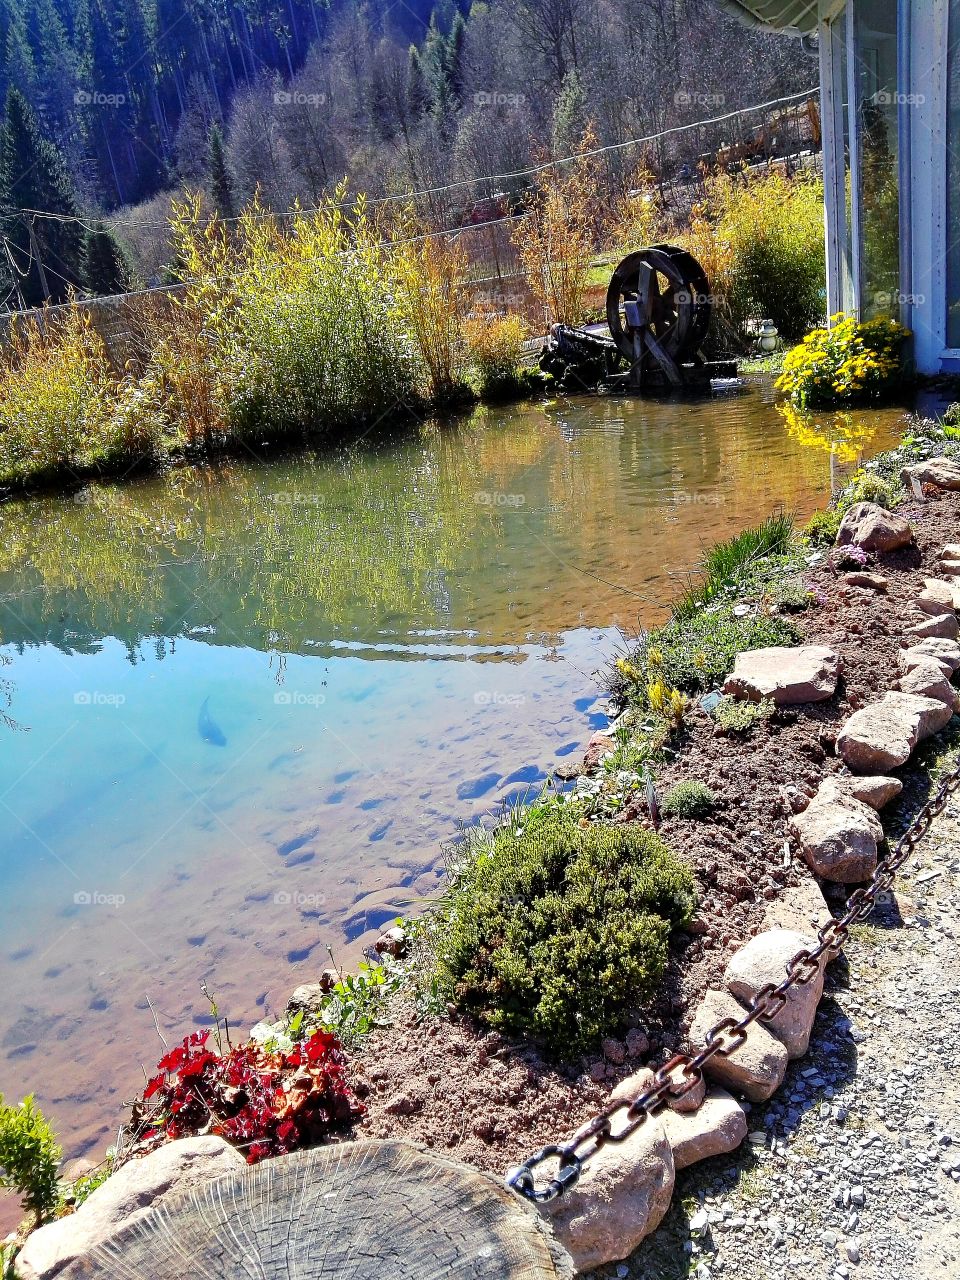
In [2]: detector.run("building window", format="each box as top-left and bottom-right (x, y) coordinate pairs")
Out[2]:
(948, 1), (960, 346)
(853, 0), (900, 320)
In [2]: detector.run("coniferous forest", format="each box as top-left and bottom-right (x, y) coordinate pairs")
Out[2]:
(0, 0), (812, 303)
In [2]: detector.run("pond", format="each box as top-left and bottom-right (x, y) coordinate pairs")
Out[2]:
(0, 381), (906, 1190)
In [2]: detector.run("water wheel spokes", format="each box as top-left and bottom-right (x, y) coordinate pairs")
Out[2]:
(605, 245), (711, 387)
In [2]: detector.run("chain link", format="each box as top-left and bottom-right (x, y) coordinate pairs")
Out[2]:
(506, 752), (960, 1203)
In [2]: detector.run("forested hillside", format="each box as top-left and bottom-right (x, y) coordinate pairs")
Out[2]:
(0, 0), (812, 302)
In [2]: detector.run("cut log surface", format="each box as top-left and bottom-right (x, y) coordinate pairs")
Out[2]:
(62, 1140), (572, 1279)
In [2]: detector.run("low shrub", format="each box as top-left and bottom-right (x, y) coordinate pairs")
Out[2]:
(804, 508), (841, 546)
(67, 1160), (113, 1210)
(682, 169), (825, 343)
(433, 803), (696, 1053)
(512, 130), (601, 326)
(0, 1092), (61, 1225)
(390, 219), (470, 404)
(135, 1028), (364, 1164)
(0, 310), (136, 486)
(661, 781), (717, 820)
(714, 695), (775, 735)
(837, 468), (895, 513)
(776, 313), (908, 408)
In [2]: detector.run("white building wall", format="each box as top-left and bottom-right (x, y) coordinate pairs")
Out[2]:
(906, 0), (949, 373)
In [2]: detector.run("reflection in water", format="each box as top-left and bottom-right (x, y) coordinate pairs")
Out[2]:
(778, 403), (885, 467)
(0, 382), (907, 1191)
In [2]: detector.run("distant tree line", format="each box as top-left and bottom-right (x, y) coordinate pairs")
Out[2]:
(0, 0), (814, 303)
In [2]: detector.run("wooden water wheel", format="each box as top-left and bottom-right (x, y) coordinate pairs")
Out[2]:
(605, 245), (712, 387)
(62, 1140), (573, 1279)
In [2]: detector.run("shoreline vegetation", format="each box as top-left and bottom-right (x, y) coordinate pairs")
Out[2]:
(6, 400), (960, 1274)
(0, 158), (830, 498)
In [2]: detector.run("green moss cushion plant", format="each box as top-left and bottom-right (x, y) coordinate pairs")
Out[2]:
(662, 781), (717, 820)
(433, 804), (695, 1055)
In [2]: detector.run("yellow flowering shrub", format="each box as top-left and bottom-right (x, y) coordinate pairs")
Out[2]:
(776, 313), (908, 407)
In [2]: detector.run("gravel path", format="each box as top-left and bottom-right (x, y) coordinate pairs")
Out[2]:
(591, 766), (960, 1280)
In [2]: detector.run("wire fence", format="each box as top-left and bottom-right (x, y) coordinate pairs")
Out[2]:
(0, 89), (823, 355)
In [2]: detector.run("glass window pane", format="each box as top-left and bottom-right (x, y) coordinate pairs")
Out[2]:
(854, 0), (900, 320)
(948, 2), (960, 346)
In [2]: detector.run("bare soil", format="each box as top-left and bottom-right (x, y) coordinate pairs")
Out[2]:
(351, 487), (960, 1184)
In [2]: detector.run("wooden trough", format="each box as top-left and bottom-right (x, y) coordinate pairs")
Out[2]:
(60, 1140), (573, 1279)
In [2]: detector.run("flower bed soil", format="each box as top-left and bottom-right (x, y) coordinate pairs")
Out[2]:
(348, 485), (960, 1182)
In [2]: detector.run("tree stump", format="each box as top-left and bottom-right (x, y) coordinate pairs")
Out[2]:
(62, 1140), (573, 1278)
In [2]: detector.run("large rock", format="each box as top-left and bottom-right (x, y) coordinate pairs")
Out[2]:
(902, 456), (960, 490)
(688, 990), (788, 1102)
(904, 611), (959, 640)
(659, 1087), (747, 1170)
(898, 658), (960, 711)
(789, 778), (883, 882)
(762, 877), (834, 935)
(725, 929), (825, 1059)
(899, 638), (960, 677)
(916, 579), (960, 614)
(835, 502), (913, 553)
(836, 691), (953, 773)
(723, 645), (840, 706)
(540, 1115), (674, 1271)
(16, 1137), (245, 1280)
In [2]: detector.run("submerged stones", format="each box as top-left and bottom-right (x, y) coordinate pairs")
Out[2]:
(835, 501), (913, 553)
(722, 644), (840, 706)
(836, 691), (953, 773)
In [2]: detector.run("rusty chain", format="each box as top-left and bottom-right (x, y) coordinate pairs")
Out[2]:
(506, 750), (960, 1204)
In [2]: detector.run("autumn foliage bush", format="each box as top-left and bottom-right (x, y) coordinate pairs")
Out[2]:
(463, 311), (531, 399)
(135, 1028), (364, 1164)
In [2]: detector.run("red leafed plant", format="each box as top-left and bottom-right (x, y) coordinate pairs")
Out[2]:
(134, 1029), (364, 1164)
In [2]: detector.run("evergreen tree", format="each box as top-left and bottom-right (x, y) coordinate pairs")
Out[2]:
(83, 222), (130, 295)
(0, 87), (85, 304)
(446, 11), (467, 106)
(207, 122), (235, 218)
(551, 70), (588, 159)
(406, 45), (429, 117)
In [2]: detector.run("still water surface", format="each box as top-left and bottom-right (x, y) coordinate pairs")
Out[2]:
(0, 383), (905, 1182)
